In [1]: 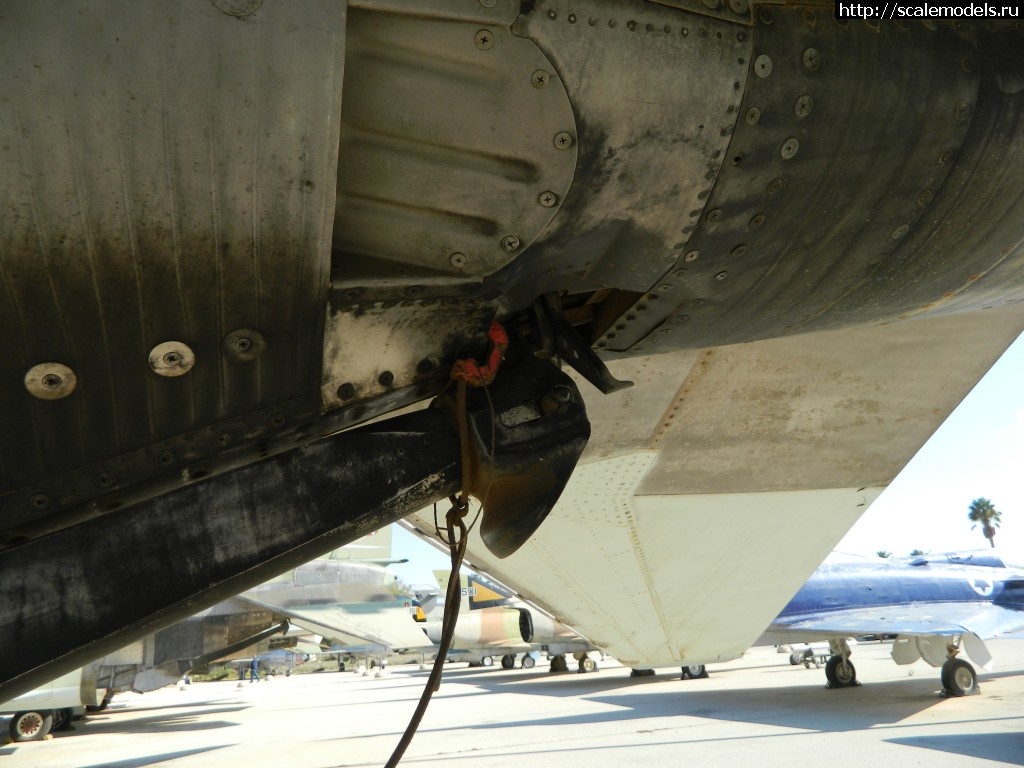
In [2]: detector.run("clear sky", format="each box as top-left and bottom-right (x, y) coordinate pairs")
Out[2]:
(390, 330), (1024, 586)
(833, 330), (1024, 560)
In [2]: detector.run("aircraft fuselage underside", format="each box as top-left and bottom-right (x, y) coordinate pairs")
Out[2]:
(3, 1), (1024, 698)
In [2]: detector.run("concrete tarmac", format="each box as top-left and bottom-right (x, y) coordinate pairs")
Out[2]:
(2, 640), (1022, 768)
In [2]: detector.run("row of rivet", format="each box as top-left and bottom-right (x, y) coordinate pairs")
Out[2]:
(23, 329), (266, 400)
(334, 356), (436, 403)
(623, 16), (975, 351)
(469, 29), (574, 270)
(606, 36), (814, 349)
(542, 7), (750, 41)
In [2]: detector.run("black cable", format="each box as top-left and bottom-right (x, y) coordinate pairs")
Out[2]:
(384, 497), (468, 768)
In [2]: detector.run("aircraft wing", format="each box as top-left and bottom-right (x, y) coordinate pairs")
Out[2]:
(766, 603), (1024, 643)
(406, 309), (1024, 668)
(237, 596), (434, 652)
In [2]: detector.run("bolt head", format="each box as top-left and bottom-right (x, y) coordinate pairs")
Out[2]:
(450, 252), (467, 268)
(538, 191), (558, 208)
(501, 235), (521, 252)
(553, 131), (574, 150)
(532, 70), (549, 88)
(474, 29), (493, 50)
(794, 94), (813, 119)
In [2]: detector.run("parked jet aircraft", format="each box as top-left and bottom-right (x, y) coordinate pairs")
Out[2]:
(760, 552), (1024, 696)
(422, 572), (601, 672)
(5, 2), (1024, 703)
(93, 529), (427, 694)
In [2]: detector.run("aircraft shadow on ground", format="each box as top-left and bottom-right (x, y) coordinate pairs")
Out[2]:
(73, 705), (251, 736)
(437, 673), (1009, 734)
(74, 747), (227, 768)
(885, 732), (1024, 766)
(99, 699), (251, 715)
(440, 658), (1024, 701)
(466, 688), (933, 731)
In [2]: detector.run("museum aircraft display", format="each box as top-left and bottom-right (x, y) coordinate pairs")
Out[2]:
(423, 571), (601, 671)
(4, 0), (1024, 705)
(762, 551), (1024, 696)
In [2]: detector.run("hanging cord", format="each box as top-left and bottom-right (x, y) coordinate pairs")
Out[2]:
(384, 322), (506, 768)
(384, 493), (470, 768)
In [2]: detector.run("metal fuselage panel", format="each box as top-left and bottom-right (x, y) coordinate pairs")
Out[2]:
(4, 0), (1024, 693)
(779, 563), (1024, 619)
(4, 1), (1024, 543)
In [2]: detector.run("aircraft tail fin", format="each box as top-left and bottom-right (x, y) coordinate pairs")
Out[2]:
(433, 570), (515, 611)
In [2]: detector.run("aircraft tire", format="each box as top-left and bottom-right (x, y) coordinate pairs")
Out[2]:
(789, 652), (802, 666)
(522, 655), (536, 670)
(941, 658), (978, 696)
(824, 656), (857, 688)
(579, 657), (597, 673)
(681, 664), (708, 680)
(481, 656), (493, 667)
(500, 654), (515, 669)
(86, 689), (115, 713)
(51, 707), (75, 732)
(9, 710), (53, 742)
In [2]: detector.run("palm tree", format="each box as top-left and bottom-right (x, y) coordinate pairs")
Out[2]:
(876, 550), (891, 559)
(909, 549), (925, 556)
(968, 497), (1002, 548)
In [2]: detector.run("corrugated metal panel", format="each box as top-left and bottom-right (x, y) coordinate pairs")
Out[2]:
(0, 2), (343, 514)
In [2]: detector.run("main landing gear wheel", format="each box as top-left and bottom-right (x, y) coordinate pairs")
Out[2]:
(51, 707), (75, 732)
(681, 664), (708, 680)
(550, 654), (569, 673)
(9, 710), (53, 742)
(481, 656), (493, 667)
(941, 658), (979, 697)
(824, 656), (858, 688)
(86, 689), (115, 712)
(500, 654), (515, 670)
(578, 657), (597, 673)
(522, 654), (536, 670)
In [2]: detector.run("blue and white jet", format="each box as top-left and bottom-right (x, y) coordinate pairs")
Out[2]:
(760, 551), (1024, 697)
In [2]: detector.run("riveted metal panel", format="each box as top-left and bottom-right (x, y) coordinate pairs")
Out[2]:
(331, 2), (578, 284)
(497, 0), (752, 313)
(0, 2), (343, 520)
(596, 11), (1024, 352)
